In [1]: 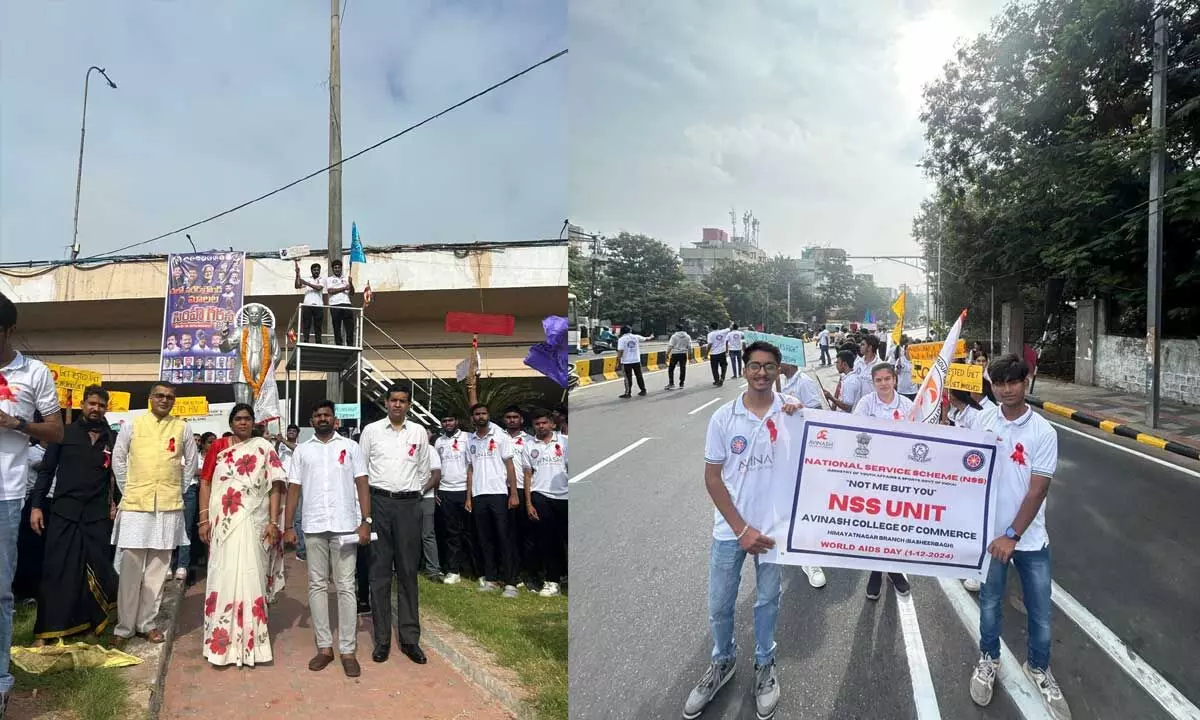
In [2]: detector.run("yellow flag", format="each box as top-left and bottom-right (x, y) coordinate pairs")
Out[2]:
(890, 291), (906, 346)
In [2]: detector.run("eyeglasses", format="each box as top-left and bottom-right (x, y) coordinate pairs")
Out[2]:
(151, 393), (176, 401)
(745, 362), (779, 373)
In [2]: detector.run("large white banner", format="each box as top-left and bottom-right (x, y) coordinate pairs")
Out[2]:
(764, 409), (1002, 581)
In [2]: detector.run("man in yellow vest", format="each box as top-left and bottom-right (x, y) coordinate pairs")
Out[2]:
(111, 381), (197, 644)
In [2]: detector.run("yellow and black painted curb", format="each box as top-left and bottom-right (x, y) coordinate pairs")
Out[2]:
(573, 346), (710, 386)
(1028, 395), (1200, 461)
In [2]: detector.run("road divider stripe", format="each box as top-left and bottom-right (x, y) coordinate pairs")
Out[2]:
(1049, 581), (1200, 720)
(573, 346), (712, 385)
(895, 592), (942, 719)
(1027, 394), (1200, 461)
(1046, 419), (1200, 479)
(570, 437), (652, 484)
(688, 398), (722, 416)
(936, 578), (1054, 719)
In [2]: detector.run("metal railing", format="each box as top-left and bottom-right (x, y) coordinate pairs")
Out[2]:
(285, 302), (364, 349)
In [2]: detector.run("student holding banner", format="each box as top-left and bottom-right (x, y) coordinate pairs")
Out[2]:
(969, 354), (1071, 719)
(851, 362), (915, 600)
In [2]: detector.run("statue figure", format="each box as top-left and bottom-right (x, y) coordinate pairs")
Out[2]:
(218, 303), (281, 427)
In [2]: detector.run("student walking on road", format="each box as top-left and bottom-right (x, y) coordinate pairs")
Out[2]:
(683, 341), (803, 720)
(852, 363), (915, 600)
(969, 354), (1071, 720)
(666, 323), (692, 390)
(706, 322), (729, 386)
(817, 327), (831, 366)
(727, 324), (745, 378)
(617, 326), (651, 399)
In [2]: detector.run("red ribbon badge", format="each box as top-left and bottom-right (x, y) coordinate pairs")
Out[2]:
(103, 449), (112, 469)
(168, 437), (176, 453)
(766, 419), (778, 444)
(1011, 442), (1027, 466)
(554, 443), (562, 457)
(488, 439), (496, 452)
(0, 373), (15, 402)
(893, 410), (902, 420)
(338, 449), (347, 465)
(452, 439), (458, 451)
(408, 444), (417, 457)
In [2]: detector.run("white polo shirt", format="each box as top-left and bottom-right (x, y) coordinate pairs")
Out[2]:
(528, 432), (568, 499)
(289, 433), (367, 534)
(853, 391), (914, 421)
(617, 334), (641, 365)
(707, 330), (728, 355)
(435, 430), (469, 492)
(359, 417), (430, 493)
(467, 423), (514, 496)
(703, 391), (798, 542)
(424, 445), (441, 499)
(818, 329), (830, 347)
(302, 277), (324, 306)
(324, 275), (352, 306)
(976, 404), (1057, 551)
(781, 372), (823, 409)
(836, 371), (865, 411)
(948, 403), (983, 430)
(0, 352), (61, 501)
(507, 431), (535, 488)
(727, 330), (744, 352)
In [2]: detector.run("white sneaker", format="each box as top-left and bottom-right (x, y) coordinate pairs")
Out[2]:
(539, 582), (561, 597)
(970, 653), (999, 706)
(502, 585), (519, 598)
(962, 578), (981, 592)
(802, 566), (826, 588)
(1024, 663), (1072, 719)
(174, 568), (187, 582)
(479, 580), (499, 593)
(443, 573), (461, 585)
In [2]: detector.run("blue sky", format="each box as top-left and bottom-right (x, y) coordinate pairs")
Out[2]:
(0, 0), (566, 263)
(569, 0), (1007, 291)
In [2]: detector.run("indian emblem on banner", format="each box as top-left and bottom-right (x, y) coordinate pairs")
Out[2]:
(908, 442), (931, 463)
(854, 432), (872, 458)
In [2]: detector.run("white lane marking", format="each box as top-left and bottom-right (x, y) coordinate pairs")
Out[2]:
(1044, 418), (1200, 480)
(688, 398), (722, 416)
(936, 578), (1054, 719)
(1050, 580), (1200, 720)
(570, 437), (653, 484)
(895, 591), (943, 720)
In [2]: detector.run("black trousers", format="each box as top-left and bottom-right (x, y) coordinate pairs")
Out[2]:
(330, 306), (354, 346)
(369, 491), (423, 648)
(668, 353), (687, 386)
(531, 493), (568, 583)
(301, 305), (324, 343)
(623, 363), (645, 394)
(710, 352), (728, 383)
(438, 490), (475, 576)
(511, 500), (538, 584)
(729, 350), (743, 377)
(356, 543), (371, 608)
(472, 494), (515, 586)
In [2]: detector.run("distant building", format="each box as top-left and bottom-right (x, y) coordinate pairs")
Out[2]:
(680, 227), (767, 281)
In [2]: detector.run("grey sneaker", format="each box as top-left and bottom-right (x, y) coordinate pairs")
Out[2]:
(682, 660), (735, 719)
(502, 585), (519, 598)
(1024, 663), (1072, 719)
(479, 581), (499, 593)
(970, 653), (999, 706)
(754, 661), (780, 719)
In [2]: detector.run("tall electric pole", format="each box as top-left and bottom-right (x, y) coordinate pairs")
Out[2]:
(1145, 9), (1167, 428)
(327, 0), (344, 403)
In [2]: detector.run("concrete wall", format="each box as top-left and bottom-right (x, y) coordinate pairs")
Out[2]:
(1077, 298), (1200, 406)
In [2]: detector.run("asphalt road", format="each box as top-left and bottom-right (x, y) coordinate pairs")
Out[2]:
(576, 340), (673, 359)
(569, 344), (1200, 720)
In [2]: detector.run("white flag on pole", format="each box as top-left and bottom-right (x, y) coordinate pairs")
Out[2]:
(907, 309), (968, 424)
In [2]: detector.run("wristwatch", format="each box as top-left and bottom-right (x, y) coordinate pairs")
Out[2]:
(1004, 526), (1021, 541)
(14, 418), (28, 433)
(363, 516), (373, 525)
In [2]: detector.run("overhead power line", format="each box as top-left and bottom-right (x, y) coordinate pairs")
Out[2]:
(73, 48), (567, 264)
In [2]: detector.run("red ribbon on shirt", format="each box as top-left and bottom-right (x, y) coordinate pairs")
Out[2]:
(765, 419), (778, 444)
(554, 443), (562, 457)
(338, 449), (347, 465)
(452, 439), (458, 451)
(167, 437), (176, 453)
(408, 444), (417, 457)
(1011, 442), (1027, 466)
(488, 439), (496, 452)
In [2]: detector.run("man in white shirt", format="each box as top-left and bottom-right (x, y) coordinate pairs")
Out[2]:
(706, 322), (729, 386)
(420, 429), (443, 583)
(968, 354), (1070, 719)
(824, 350), (864, 412)
(853, 334), (881, 377)
(434, 414), (472, 586)
(666, 322), (692, 390)
(282, 400), (371, 677)
(727, 324), (745, 378)
(616, 326), (651, 398)
(325, 259), (356, 346)
(293, 261), (326, 344)
(817, 328), (831, 366)
(501, 406), (537, 589)
(683, 341), (802, 720)
(357, 385), (430, 666)
(778, 367), (823, 410)
(0, 294), (64, 711)
(524, 409), (567, 598)
(465, 404), (520, 598)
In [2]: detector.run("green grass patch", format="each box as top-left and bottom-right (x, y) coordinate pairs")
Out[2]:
(418, 578), (567, 720)
(10, 602), (131, 720)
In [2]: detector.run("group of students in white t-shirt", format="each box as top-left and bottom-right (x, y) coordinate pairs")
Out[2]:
(685, 339), (1071, 720)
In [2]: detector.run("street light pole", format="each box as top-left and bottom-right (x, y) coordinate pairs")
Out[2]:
(1145, 10), (1168, 428)
(70, 66), (117, 262)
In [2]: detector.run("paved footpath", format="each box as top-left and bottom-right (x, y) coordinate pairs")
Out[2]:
(160, 556), (511, 720)
(1030, 375), (1200, 451)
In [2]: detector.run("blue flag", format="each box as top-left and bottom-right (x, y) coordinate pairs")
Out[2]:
(524, 315), (570, 388)
(350, 222), (366, 264)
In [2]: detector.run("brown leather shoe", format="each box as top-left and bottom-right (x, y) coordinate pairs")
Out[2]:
(308, 651), (335, 671)
(341, 654), (361, 677)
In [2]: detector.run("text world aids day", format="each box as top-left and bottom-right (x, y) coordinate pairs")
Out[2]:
(768, 410), (1002, 581)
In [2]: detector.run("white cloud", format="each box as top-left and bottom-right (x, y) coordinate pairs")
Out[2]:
(570, 0), (1006, 291)
(0, 0), (566, 263)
